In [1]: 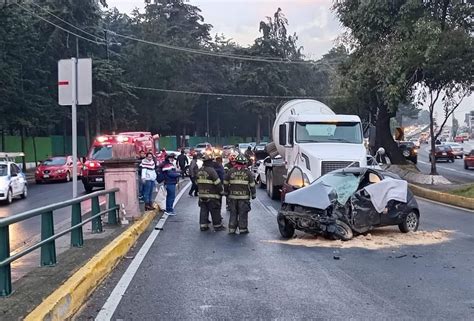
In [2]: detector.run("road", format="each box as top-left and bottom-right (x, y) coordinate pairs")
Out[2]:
(416, 142), (474, 184)
(0, 181), (85, 252)
(77, 184), (474, 320)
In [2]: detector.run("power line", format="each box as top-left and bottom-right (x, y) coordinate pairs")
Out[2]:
(129, 85), (346, 100)
(29, 2), (105, 43)
(15, 2), (105, 46)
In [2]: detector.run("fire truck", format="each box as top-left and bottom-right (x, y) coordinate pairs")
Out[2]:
(81, 132), (159, 192)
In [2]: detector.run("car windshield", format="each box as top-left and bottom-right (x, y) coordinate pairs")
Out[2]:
(90, 145), (113, 160)
(312, 172), (360, 204)
(0, 164), (7, 176)
(43, 157), (67, 166)
(296, 122), (363, 144)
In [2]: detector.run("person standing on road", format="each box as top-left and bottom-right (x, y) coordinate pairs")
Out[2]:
(224, 154), (256, 234)
(196, 154), (225, 231)
(141, 152), (157, 211)
(161, 154), (180, 215)
(137, 150), (146, 203)
(177, 149), (189, 178)
(244, 146), (255, 166)
(188, 154), (199, 197)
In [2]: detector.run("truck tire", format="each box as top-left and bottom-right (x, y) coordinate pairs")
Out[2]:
(266, 170), (280, 200)
(256, 175), (265, 189)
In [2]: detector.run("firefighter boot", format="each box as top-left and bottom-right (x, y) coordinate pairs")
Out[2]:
(200, 224), (209, 231)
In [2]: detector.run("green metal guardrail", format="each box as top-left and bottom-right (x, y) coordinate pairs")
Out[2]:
(0, 188), (120, 297)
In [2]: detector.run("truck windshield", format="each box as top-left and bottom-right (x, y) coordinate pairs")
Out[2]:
(296, 122), (362, 144)
(90, 145), (113, 160)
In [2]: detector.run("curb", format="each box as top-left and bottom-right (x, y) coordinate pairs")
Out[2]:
(24, 209), (159, 321)
(409, 183), (474, 211)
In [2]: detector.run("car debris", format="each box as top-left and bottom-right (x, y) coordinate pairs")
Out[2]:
(277, 167), (420, 241)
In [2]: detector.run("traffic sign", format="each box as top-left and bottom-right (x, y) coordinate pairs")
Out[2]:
(58, 58), (92, 106)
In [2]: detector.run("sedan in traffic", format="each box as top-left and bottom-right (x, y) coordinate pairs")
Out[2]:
(444, 142), (464, 159)
(0, 161), (27, 204)
(464, 150), (474, 170)
(429, 145), (455, 163)
(35, 156), (82, 183)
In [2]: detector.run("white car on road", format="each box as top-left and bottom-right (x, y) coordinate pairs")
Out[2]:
(0, 161), (28, 204)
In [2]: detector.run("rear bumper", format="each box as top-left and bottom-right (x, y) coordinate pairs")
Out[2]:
(81, 176), (105, 187)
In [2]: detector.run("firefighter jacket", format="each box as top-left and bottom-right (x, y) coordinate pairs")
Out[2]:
(197, 165), (224, 200)
(224, 167), (256, 200)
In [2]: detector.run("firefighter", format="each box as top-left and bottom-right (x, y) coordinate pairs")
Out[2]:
(196, 154), (225, 231)
(224, 154), (256, 234)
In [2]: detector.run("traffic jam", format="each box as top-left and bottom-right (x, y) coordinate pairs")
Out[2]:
(4, 99), (471, 242)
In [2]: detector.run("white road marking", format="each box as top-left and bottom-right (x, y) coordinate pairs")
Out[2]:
(416, 196), (474, 214)
(255, 195), (278, 217)
(95, 182), (191, 321)
(267, 205), (279, 216)
(417, 160), (474, 177)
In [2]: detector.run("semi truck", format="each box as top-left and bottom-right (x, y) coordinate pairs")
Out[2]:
(263, 99), (367, 200)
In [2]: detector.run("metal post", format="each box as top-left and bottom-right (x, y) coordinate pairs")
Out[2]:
(91, 196), (103, 233)
(206, 97), (209, 138)
(71, 203), (83, 247)
(41, 211), (56, 266)
(0, 225), (11, 297)
(71, 57), (78, 198)
(108, 192), (118, 225)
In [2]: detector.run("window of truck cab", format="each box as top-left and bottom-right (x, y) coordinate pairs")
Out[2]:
(90, 145), (113, 160)
(295, 122), (363, 144)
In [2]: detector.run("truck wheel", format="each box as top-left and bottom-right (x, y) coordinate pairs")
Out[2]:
(277, 213), (295, 239)
(399, 211), (419, 233)
(267, 171), (280, 200)
(333, 220), (353, 241)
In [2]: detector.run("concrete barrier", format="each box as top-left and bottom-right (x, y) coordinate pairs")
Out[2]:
(409, 183), (474, 211)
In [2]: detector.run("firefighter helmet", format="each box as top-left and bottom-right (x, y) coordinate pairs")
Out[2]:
(235, 154), (247, 164)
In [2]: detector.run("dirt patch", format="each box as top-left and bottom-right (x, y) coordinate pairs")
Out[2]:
(264, 227), (453, 250)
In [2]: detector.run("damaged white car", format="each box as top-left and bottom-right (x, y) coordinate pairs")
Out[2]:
(277, 167), (420, 241)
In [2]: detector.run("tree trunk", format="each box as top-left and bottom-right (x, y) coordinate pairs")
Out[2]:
(429, 114), (438, 175)
(84, 109), (90, 150)
(375, 105), (407, 165)
(256, 116), (261, 144)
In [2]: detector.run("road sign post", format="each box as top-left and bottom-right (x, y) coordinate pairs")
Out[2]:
(58, 58), (92, 198)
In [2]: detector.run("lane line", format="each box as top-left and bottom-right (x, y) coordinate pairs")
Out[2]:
(255, 195), (278, 217)
(417, 160), (474, 177)
(95, 182), (191, 321)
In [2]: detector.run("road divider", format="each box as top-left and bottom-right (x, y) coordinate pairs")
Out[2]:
(409, 183), (474, 211)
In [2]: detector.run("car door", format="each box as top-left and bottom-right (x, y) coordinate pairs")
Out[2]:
(281, 167), (305, 201)
(13, 164), (26, 194)
(9, 164), (19, 195)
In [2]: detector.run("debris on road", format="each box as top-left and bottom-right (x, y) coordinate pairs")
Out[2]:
(264, 228), (452, 250)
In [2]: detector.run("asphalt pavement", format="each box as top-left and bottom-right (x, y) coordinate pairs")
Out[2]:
(0, 181), (85, 252)
(416, 142), (474, 184)
(77, 186), (474, 320)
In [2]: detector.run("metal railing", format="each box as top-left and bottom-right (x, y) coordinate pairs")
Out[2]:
(0, 188), (120, 296)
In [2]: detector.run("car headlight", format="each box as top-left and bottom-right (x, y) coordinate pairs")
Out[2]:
(57, 169), (65, 173)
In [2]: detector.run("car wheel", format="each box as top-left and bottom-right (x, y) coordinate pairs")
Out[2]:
(65, 171), (71, 182)
(333, 220), (353, 241)
(84, 183), (93, 193)
(256, 175), (265, 189)
(465, 163), (469, 170)
(6, 189), (13, 204)
(277, 213), (295, 239)
(21, 185), (27, 199)
(399, 211), (419, 233)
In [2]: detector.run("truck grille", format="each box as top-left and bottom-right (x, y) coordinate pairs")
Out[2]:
(321, 161), (359, 175)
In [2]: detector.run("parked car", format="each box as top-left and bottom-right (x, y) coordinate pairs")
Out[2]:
(0, 159), (27, 204)
(277, 168), (420, 241)
(464, 150), (474, 170)
(238, 143), (253, 154)
(253, 142), (268, 152)
(194, 143), (212, 155)
(397, 141), (418, 164)
(35, 156), (82, 183)
(444, 142), (464, 159)
(429, 145), (455, 163)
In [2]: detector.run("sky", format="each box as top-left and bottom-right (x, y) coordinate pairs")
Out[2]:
(106, 0), (472, 125)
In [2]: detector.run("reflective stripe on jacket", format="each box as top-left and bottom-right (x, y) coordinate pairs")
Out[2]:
(224, 167), (256, 200)
(197, 166), (223, 200)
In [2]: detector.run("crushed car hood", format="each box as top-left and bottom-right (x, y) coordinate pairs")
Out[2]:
(284, 182), (333, 209)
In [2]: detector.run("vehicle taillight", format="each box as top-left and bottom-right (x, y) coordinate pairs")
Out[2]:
(84, 161), (101, 170)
